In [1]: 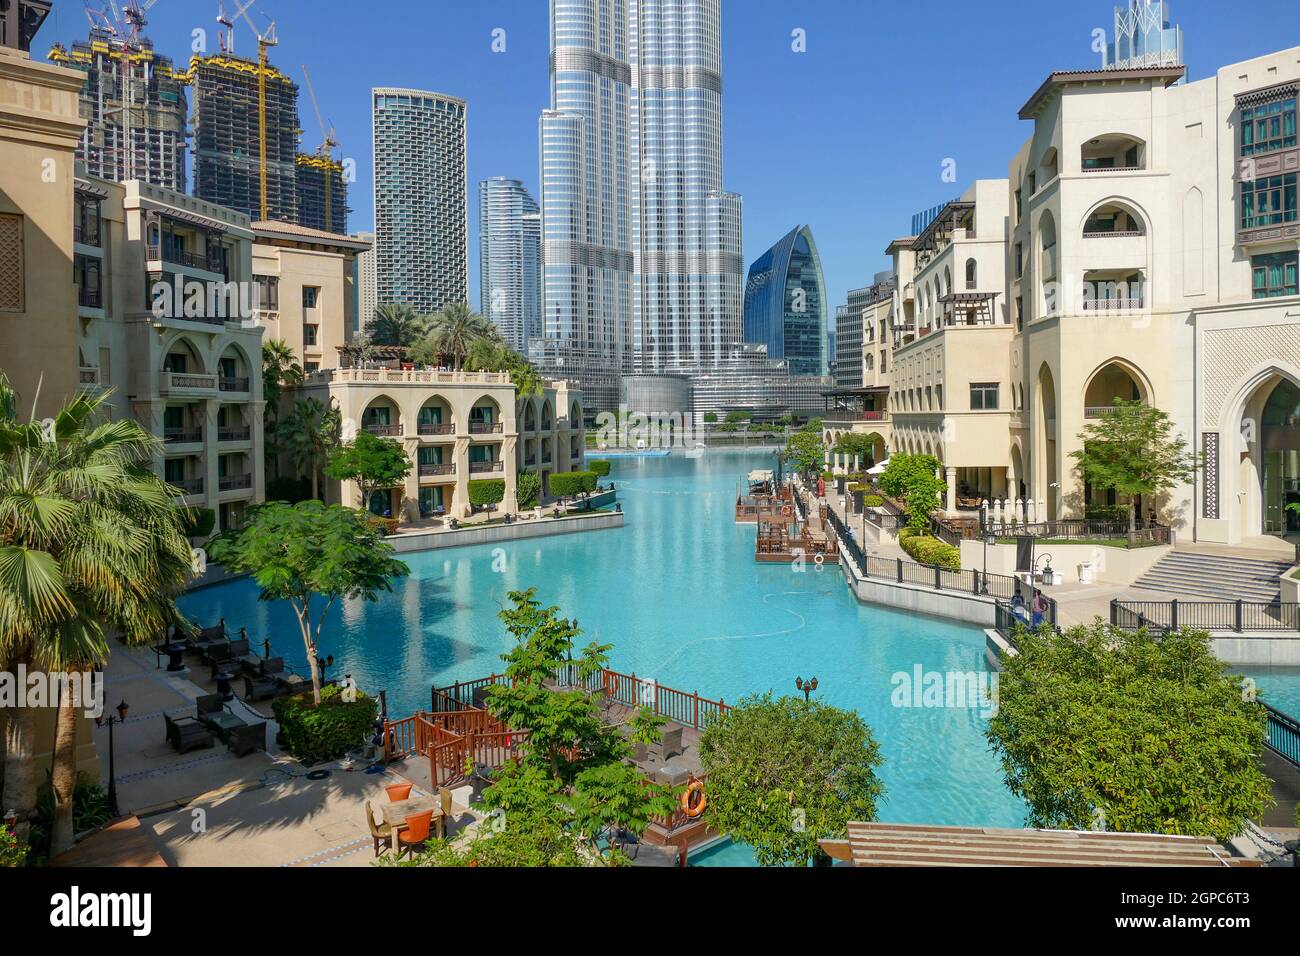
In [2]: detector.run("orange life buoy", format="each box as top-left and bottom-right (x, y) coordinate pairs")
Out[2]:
(680, 780), (707, 818)
(781, 505), (792, 517)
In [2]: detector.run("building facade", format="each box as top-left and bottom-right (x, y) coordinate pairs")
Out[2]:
(479, 177), (541, 353)
(294, 153), (349, 235)
(372, 88), (468, 315)
(534, 0), (744, 414)
(48, 31), (188, 192)
(744, 225), (829, 377)
(354, 229), (376, 335)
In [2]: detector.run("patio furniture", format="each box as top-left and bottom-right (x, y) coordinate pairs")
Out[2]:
(396, 810), (435, 858)
(164, 713), (215, 754)
(385, 782), (413, 802)
(631, 741), (650, 763)
(196, 693), (225, 724)
(213, 669), (237, 702)
(365, 800), (394, 857)
(152, 638), (187, 671)
(647, 726), (683, 762)
(226, 721), (267, 757)
(206, 637), (251, 679)
(654, 764), (691, 787)
(187, 621), (227, 656)
(275, 671), (310, 696)
(242, 669), (279, 702)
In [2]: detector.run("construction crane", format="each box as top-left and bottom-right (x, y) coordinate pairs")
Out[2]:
(231, 0), (277, 221)
(301, 63), (339, 231)
(84, 0), (160, 181)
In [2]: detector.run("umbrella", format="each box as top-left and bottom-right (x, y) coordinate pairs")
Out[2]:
(866, 458), (890, 476)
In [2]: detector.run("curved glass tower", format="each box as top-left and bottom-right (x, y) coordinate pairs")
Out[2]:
(479, 177), (541, 353)
(743, 225), (827, 377)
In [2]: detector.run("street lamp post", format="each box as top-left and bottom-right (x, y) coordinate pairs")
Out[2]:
(795, 676), (818, 702)
(95, 699), (129, 818)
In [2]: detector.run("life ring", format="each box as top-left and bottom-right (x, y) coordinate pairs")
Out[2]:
(680, 780), (707, 818)
(781, 505), (792, 517)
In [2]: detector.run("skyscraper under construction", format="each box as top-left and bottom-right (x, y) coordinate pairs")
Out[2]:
(295, 154), (348, 234)
(190, 52), (299, 222)
(48, 30), (189, 191)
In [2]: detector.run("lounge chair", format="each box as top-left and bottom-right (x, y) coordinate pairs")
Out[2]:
(205, 637), (251, 679)
(385, 782), (413, 802)
(647, 726), (683, 762)
(397, 810), (434, 858)
(242, 657), (285, 700)
(187, 621), (227, 656)
(196, 693), (225, 727)
(164, 713), (215, 754)
(365, 800), (394, 857)
(226, 721), (267, 757)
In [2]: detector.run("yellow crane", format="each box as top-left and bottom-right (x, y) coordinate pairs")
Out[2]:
(232, 0), (277, 221)
(301, 63), (339, 230)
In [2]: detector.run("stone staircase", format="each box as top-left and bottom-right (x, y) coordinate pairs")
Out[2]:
(1132, 550), (1291, 603)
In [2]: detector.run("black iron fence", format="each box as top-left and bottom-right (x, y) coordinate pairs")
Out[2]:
(1110, 599), (1300, 633)
(1265, 703), (1300, 769)
(987, 519), (1173, 545)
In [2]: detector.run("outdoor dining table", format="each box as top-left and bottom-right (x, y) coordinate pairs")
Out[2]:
(381, 795), (444, 836)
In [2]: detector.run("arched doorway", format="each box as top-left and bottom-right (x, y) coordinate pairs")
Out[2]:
(1258, 379), (1300, 538)
(1035, 364), (1058, 521)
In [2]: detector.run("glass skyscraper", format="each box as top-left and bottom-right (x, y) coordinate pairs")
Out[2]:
(479, 177), (541, 354)
(372, 88), (468, 315)
(743, 225), (827, 377)
(534, 0), (743, 414)
(1104, 1), (1183, 73)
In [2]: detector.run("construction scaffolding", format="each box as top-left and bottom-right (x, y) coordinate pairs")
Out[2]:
(294, 154), (348, 234)
(190, 52), (300, 222)
(48, 32), (189, 191)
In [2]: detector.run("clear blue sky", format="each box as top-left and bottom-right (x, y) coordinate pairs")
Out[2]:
(41, 0), (1297, 322)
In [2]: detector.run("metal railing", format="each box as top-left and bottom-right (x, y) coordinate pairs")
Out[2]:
(78, 286), (101, 308)
(1264, 704), (1300, 769)
(218, 427), (250, 442)
(988, 519), (1171, 545)
(1082, 297), (1144, 313)
(163, 428), (202, 444)
(147, 243), (222, 272)
(218, 473), (252, 492)
(417, 422), (455, 436)
(1111, 599), (1300, 633)
(469, 421), (504, 434)
(469, 460), (503, 473)
(218, 375), (250, 392)
(364, 423), (403, 437)
(419, 462), (455, 476)
(169, 477), (204, 495)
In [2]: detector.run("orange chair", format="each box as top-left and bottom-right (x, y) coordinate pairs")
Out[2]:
(385, 782), (413, 802)
(397, 810), (434, 858)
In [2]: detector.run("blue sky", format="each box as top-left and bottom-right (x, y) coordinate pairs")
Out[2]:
(41, 0), (1298, 323)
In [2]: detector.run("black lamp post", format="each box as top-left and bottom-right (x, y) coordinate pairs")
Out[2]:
(982, 530), (997, 594)
(795, 676), (818, 702)
(316, 653), (335, 685)
(95, 699), (129, 817)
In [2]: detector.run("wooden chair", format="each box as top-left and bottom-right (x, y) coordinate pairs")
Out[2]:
(365, 800), (394, 857)
(385, 782), (413, 802)
(397, 810), (434, 858)
(437, 787), (454, 838)
(648, 726), (683, 762)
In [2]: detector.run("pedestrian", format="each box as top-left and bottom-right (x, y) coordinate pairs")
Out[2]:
(1031, 589), (1048, 628)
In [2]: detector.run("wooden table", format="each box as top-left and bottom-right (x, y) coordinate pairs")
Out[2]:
(381, 796), (445, 839)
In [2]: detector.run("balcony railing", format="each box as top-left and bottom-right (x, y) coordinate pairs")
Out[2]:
(218, 426), (251, 442)
(160, 371), (218, 394)
(218, 473), (252, 492)
(78, 286), (101, 309)
(1084, 406), (1118, 419)
(469, 460), (503, 473)
(1082, 227), (1144, 238)
(1081, 164), (1143, 174)
(364, 423), (403, 437)
(1081, 298), (1144, 313)
(469, 421), (504, 434)
(73, 223), (101, 247)
(147, 243), (222, 273)
(219, 375), (250, 393)
(164, 428), (203, 444)
(418, 422), (455, 436)
(418, 462), (455, 477)
(78, 366), (100, 386)
(169, 477), (204, 495)
(823, 409), (887, 422)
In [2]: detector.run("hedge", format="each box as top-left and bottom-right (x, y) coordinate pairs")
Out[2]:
(550, 471), (597, 498)
(516, 471), (541, 510)
(863, 495), (884, 508)
(272, 684), (378, 765)
(1084, 505), (1129, 522)
(366, 514), (399, 536)
(181, 506), (216, 538)
(898, 529), (961, 570)
(468, 478), (506, 507)
(589, 459), (611, 478)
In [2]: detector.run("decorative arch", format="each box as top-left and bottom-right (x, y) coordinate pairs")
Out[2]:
(161, 334), (206, 373)
(1081, 357), (1153, 411)
(1080, 196), (1150, 238)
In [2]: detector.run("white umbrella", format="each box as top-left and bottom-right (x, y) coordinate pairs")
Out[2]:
(866, 458), (890, 476)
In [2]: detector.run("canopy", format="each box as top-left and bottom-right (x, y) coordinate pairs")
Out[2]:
(866, 458), (890, 476)
(747, 469), (774, 483)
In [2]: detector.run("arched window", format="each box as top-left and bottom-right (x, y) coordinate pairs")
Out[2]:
(965, 258), (977, 290)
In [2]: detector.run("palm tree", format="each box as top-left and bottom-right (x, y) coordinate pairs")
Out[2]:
(262, 339), (304, 479)
(424, 302), (497, 369)
(465, 338), (545, 397)
(279, 398), (340, 501)
(0, 375), (190, 854)
(365, 303), (429, 347)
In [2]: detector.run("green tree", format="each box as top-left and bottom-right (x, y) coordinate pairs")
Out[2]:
(986, 620), (1272, 840)
(419, 302), (498, 370)
(209, 501), (409, 703)
(699, 693), (885, 866)
(278, 398), (339, 502)
(464, 338), (545, 397)
(261, 339), (304, 478)
(324, 430), (411, 510)
(516, 471), (541, 510)
(782, 425), (826, 476)
(877, 453), (939, 501)
(0, 377), (191, 853)
(467, 478), (506, 509)
(703, 411), (718, 424)
(1071, 398), (1198, 541)
(365, 302), (430, 347)
(833, 432), (880, 466)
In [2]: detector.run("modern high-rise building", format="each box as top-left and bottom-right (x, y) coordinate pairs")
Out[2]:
(479, 177), (541, 353)
(743, 225), (828, 377)
(1103, 0), (1183, 72)
(372, 88), (468, 315)
(48, 31), (188, 192)
(354, 230), (376, 334)
(295, 153), (349, 235)
(191, 53), (300, 223)
(534, 0), (744, 415)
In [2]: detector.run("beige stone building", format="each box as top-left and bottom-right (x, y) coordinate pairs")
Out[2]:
(826, 45), (1300, 548)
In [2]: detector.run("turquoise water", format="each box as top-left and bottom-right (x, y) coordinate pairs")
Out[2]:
(181, 449), (1029, 832)
(1237, 667), (1300, 715)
